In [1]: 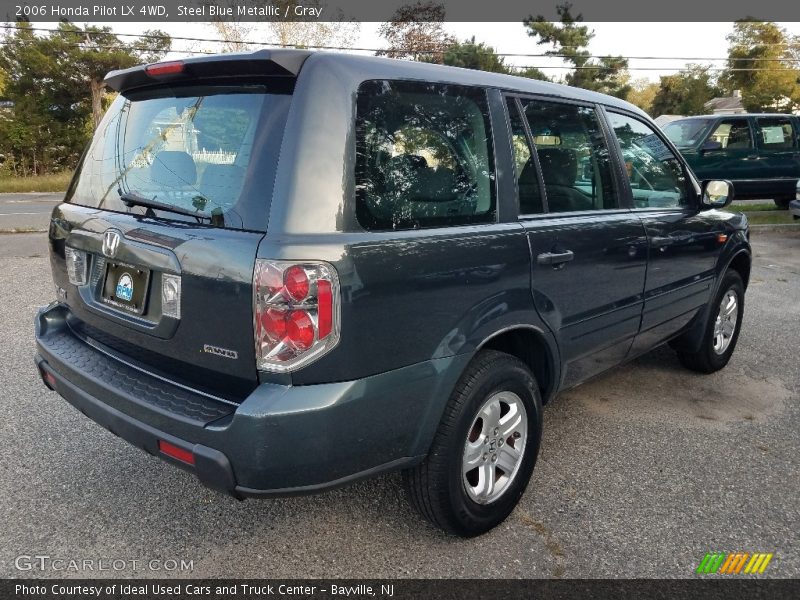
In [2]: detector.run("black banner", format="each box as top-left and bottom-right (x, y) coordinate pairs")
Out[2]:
(2, 0), (800, 23)
(3, 579), (800, 600)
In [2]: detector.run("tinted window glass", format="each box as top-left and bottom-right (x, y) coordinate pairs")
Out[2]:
(356, 80), (496, 230)
(757, 117), (796, 149)
(708, 119), (752, 149)
(520, 100), (617, 212)
(608, 112), (689, 208)
(506, 98), (543, 215)
(67, 83), (291, 232)
(663, 118), (713, 147)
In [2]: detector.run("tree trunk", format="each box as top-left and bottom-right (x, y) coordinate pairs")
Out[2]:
(90, 78), (104, 129)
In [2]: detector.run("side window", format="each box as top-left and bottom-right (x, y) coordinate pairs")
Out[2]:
(607, 112), (690, 209)
(506, 98), (544, 215)
(520, 99), (617, 212)
(707, 119), (753, 150)
(756, 117), (796, 149)
(355, 80), (496, 230)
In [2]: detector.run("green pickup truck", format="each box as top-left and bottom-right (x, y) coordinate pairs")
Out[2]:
(663, 114), (800, 208)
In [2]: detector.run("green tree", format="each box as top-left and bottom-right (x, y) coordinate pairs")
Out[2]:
(523, 2), (630, 98)
(723, 20), (800, 112)
(0, 22), (170, 175)
(440, 37), (508, 73)
(625, 77), (660, 114)
(49, 22), (170, 128)
(651, 65), (720, 117)
(513, 66), (549, 81)
(377, 1), (454, 62)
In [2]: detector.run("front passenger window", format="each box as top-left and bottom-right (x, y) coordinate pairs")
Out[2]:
(607, 112), (689, 208)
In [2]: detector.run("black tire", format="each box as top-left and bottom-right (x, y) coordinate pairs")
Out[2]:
(774, 198), (791, 209)
(403, 349), (542, 537)
(676, 270), (745, 373)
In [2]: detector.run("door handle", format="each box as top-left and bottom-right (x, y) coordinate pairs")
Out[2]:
(537, 250), (574, 266)
(744, 155), (759, 160)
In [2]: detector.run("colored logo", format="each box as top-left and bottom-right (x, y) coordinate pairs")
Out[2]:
(116, 273), (134, 302)
(696, 552), (774, 575)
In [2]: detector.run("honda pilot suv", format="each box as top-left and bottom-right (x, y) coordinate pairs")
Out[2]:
(35, 51), (751, 537)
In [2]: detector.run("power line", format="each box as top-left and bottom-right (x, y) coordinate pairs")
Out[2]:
(0, 25), (798, 73)
(2, 23), (798, 62)
(0, 37), (792, 72)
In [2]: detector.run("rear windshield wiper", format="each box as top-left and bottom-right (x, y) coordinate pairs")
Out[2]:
(119, 190), (214, 224)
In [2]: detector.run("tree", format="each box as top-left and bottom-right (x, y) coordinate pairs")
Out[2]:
(513, 66), (549, 81)
(523, 2), (629, 98)
(378, 1), (454, 62)
(723, 20), (800, 112)
(651, 65), (720, 117)
(0, 22), (170, 175)
(625, 77), (660, 114)
(52, 23), (170, 128)
(267, 1), (360, 48)
(439, 37), (508, 73)
(205, 1), (359, 53)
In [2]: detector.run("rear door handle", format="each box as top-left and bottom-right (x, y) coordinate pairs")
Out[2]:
(537, 250), (574, 266)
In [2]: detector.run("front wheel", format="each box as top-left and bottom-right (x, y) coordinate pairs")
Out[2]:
(403, 350), (542, 537)
(676, 270), (744, 373)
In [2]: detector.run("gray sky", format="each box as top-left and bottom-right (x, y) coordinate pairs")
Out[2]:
(94, 21), (800, 83)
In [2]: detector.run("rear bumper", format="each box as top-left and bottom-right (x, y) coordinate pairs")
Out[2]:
(35, 304), (470, 498)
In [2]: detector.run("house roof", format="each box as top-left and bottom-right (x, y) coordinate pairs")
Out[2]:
(704, 95), (745, 112)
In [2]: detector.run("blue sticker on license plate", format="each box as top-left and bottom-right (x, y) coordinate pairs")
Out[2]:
(102, 262), (150, 314)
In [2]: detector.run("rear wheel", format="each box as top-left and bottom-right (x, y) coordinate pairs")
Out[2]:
(774, 198), (791, 209)
(676, 270), (744, 373)
(403, 350), (542, 537)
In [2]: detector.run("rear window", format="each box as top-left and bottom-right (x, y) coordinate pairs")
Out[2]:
(66, 83), (292, 231)
(355, 80), (496, 230)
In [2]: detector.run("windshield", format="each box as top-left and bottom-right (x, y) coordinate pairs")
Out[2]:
(662, 119), (713, 148)
(66, 83), (291, 231)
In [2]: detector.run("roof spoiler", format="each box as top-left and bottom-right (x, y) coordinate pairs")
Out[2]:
(104, 49), (312, 92)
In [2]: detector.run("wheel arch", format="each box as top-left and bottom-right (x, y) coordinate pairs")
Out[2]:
(477, 325), (560, 404)
(727, 249), (751, 289)
(671, 246), (751, 354)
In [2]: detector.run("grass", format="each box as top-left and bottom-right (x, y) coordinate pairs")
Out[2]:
(729, 202), (788, 212)
(741, 211), (798, 225)
(0, 172), (72, 193)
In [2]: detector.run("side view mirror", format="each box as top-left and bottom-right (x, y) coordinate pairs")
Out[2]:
(701, 179), (734, 209)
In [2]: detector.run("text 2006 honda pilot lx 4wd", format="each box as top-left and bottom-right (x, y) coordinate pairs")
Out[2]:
(35, 51), (751, 536)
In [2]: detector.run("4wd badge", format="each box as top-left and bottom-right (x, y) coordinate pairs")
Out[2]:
(116, 273), (134, 302)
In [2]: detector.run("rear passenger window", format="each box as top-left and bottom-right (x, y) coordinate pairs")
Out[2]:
(506, 98), (543, 215)
(708, 119), (752, 149)
(519, 99), (617, 212)
(757, 117), (796, 149)
(356, 80), (496, 230)
(607, 112), (689, 208)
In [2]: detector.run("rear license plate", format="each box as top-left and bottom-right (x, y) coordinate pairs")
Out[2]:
(101, 261), (151, 315)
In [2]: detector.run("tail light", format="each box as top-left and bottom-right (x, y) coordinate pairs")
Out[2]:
(64, 247), (88, 286)
(253, 260), (340, 372)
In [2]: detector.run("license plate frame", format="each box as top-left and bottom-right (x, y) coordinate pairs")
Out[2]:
(101, 261), (151, 315)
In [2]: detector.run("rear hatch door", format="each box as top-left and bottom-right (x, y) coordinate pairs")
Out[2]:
(49, 54), (304, 401)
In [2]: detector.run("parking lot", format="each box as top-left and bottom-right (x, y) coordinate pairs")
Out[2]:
(0, 230), (797, 579)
